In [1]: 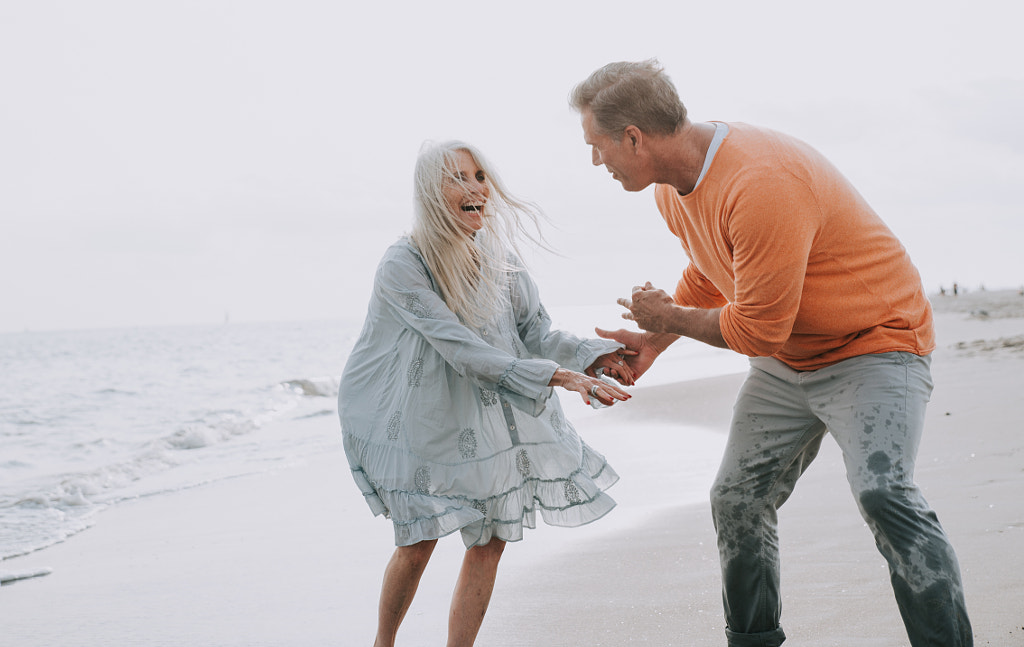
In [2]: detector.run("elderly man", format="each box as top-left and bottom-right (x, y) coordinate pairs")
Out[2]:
(572, 59), (972, 647)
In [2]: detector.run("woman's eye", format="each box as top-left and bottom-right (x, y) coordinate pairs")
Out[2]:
(475, 172), (485, 182)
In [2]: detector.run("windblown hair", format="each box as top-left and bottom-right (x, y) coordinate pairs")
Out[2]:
(410, 140), (547, 329)
(569, 59), (687, 136)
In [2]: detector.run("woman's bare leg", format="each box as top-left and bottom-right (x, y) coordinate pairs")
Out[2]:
(374, 539), (438, 647)
(446, 538), (506, 647)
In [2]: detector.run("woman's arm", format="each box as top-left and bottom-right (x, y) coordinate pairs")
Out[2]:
(509, 264), (624, 372)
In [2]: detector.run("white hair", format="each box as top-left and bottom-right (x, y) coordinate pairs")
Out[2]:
(410, 140), (548, 328)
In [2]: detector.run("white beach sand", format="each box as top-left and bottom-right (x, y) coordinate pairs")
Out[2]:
(1, 290), (1022, 646)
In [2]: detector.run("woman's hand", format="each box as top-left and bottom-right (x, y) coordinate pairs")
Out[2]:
(549, 368), (631, 407)
(586, 351), (637, 386)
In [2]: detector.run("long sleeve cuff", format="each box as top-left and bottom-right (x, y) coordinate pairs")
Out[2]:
(574, 339), (624, 372)
(496, 358), (559, 416)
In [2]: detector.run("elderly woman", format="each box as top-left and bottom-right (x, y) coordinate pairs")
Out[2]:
(339, 140), (632, 646)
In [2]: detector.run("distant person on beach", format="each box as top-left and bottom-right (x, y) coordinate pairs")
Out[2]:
(570, 60), (972, 646)
(339, 140), (632, 647)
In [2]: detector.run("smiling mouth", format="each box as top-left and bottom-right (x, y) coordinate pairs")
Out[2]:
(460, 205), (483, 212)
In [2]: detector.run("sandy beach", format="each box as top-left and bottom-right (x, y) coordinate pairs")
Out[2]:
(2, 290), (1022, 646)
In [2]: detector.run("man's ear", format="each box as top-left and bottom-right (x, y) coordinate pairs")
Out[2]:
(624, 125), (642, 151)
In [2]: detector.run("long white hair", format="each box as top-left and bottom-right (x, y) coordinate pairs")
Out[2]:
(410, 140), (548, 328)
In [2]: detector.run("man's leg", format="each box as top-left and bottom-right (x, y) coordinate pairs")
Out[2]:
(808, 352), (972, 647)
(710, 358), (826, 647)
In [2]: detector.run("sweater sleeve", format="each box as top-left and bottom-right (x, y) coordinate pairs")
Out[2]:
(674, 263), (730, 309)
(718, 169), (819, 357)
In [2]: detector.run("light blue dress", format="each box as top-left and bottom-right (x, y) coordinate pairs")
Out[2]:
(339, 237), (620, 548)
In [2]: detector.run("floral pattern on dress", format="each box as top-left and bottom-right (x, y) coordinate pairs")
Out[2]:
(550, 409), (564, 435)
(407, 359), (423, 387)
(403, 293), (432, 319)
(386, 410), (402, 441)
(479, 389), (498, 406)
(564, 480), (583, 505)
(458, 428), (478, 459)
(414, 465), (431, 494)
(515, 448), (531, 477)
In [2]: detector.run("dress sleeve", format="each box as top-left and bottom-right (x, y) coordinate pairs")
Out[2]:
(377, 245), (559, 412)
(510, 263), (623, 371)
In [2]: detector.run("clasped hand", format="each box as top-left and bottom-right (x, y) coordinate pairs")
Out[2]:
(617, 282), (675, 332)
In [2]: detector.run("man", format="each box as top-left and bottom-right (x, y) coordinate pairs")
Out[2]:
(571, 59), (972, 647)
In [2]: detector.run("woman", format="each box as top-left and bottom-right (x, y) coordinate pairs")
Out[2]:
(339, 140), (633, 647)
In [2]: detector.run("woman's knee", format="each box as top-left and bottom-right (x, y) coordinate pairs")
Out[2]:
(467, 538), (505, 564)
(396, 539), (438, 568)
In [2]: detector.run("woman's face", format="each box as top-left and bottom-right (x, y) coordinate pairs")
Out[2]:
(443, 150), (491, 234)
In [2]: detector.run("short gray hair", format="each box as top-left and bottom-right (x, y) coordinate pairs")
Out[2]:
(569, 59), (687, 136)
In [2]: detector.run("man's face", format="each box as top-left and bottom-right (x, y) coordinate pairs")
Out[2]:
(581, 109), (648, 192)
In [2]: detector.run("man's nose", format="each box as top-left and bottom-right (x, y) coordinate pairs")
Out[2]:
(591, 148), (601, 166)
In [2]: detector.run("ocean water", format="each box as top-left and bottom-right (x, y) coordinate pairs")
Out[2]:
(0, 307), (747, 563)
(0, 319), (359, 561)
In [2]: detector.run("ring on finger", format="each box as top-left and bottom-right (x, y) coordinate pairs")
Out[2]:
(590, 384), (599, 397)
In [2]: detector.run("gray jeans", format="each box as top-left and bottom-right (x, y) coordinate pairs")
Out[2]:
(711, 352), (972, 647)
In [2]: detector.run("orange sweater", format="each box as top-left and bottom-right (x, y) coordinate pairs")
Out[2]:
(655, 123), (934, 370)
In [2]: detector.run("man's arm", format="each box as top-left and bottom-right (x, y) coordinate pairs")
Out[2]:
(620, 282), (728, 349)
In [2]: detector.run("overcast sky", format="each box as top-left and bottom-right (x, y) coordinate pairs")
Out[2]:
(2, 0), (1022, 333)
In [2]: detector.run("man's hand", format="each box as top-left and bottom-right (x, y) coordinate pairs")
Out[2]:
(617, 282), (729, 350)
(617, 282), (678, 333)
(592, 327), (675, 381)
